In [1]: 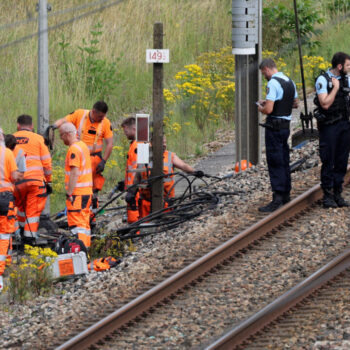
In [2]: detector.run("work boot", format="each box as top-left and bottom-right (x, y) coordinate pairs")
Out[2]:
(333, 188), (349, 207)
(282, 192), (291, 204)
(322, 188), (338, 208)
(258, 192), (284, 212)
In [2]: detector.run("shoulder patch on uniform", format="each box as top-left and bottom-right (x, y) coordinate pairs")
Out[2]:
(70, 153), (76, 159)
(266, 87), (270, 94)
(317, 82), (322, 90)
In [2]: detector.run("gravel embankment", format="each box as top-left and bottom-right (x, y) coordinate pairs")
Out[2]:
(0, 138), (337, 349)
(101, 187), (350, 349)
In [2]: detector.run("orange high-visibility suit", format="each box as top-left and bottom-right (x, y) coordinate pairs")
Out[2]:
(65, 140), (93, 247)
(64, 110), (113, 192)
(13, 130), (52, 239)
(138, 150), (175, 219)
(0, 145), (17, 277)
(125, 140), (139, 223)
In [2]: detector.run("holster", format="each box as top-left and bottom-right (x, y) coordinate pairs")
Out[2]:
(260, 117), (290, 131)
(0, 192), (13, 216)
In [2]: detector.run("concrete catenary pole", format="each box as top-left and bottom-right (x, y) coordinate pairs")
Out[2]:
(38, 0), (50, 214)
(151, 22), (164, 212)
(232, 0), (262, 169)
(38, 0), (50, 135)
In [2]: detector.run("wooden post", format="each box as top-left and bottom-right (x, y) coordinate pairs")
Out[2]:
(151, 22), (164, 212)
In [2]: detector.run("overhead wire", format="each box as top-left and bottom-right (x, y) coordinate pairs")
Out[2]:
(0, 0), (126, 52)
(0, 0), (123, 32)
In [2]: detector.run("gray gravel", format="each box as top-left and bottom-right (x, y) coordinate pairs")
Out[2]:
(0, 136), (342, 349)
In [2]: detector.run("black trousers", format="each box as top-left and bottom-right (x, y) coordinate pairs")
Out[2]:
(318, 119), (350, 190)
(265, 127), (291, 193)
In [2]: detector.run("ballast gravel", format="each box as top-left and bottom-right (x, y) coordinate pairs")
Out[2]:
(0, 137), (346, 349)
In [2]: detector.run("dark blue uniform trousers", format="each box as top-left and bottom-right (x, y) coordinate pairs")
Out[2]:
(265, 127), (291, 193)
(319, 119), (350, 190)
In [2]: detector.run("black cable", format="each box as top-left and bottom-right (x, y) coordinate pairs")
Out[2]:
(111, 190), (224, 239)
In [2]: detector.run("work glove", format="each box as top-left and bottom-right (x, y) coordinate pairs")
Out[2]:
(125, 191), (137, 210)
(96, 159), (106, 174)
(116, 180), (125, 192)
(46, 182), (53, 195)
(193, 170), (205, 178)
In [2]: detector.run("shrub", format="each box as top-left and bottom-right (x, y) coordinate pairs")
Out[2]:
(7, 245), (57, 303)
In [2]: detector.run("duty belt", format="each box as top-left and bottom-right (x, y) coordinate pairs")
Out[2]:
(260, 117), (290, 131)
(90, 151), (102, 157)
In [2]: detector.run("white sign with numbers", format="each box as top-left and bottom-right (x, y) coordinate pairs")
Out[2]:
(146, 49), (170, 63)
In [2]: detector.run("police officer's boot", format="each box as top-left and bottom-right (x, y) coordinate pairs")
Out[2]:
(333, 187), (349, 207)
(282, 192), (291, 204)
(322, 188), (338, 208)
(258, 192), (284, 212)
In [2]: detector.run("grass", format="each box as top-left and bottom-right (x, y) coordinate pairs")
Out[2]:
(1, 0), (349, 213)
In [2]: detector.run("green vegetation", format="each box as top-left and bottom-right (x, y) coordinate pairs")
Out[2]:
(0, 0), (232, 212)
(0, 0), (349, 213)
(7, 245), (57, 303)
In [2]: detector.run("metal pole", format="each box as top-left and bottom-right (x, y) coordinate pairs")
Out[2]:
(151, 22), (164, 212)
(293, 0), (309, 130)
(233, 0), (260, 170)
(38, 0), (50, 214)
(38, 0), (50, 135)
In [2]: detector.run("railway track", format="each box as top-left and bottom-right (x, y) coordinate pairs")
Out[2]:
(206, 251), (350, 349)
(54, 170), (350, 350)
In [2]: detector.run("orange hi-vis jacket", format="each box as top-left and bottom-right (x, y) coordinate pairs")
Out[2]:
(0, 146), (17, 193)
(65, 141), (93, 196)
(0, 145), (17, 276)
(139, 150), (175, 201)
(125, 140), (138, 188)
(125, 140), (139, 223)
(64, 109), (113, 154)
(13, 130), (52, 183)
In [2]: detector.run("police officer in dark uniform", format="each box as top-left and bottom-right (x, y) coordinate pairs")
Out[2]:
(258, 59), (299, 212)
(314, 52), (350, 208)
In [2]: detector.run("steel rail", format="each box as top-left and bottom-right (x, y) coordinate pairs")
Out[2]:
(55, 170), (350, 350)
(204, 249), (350, 350)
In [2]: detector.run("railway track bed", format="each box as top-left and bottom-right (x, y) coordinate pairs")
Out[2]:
(55, 170), (350, 349)
(0, 139), (342, 349)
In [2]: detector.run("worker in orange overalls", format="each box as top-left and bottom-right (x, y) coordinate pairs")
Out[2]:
(0, 128), (20, 291)
(119, 117), (139, 223)
(53, 101), (113, 220)
(13, 115), (52, 245)
(5, 134), (26, 265)
(59, 122), (93, 248)
(126, 136), (204, 219)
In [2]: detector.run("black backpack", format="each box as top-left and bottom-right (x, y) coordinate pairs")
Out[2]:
(55, 235), (87, 255)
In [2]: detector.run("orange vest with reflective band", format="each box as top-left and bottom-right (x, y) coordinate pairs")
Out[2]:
(65, 141), (93, 196)
(163, 150), (175, 199)
(125, 140), (138, 188)
(0, 146), (17, 193)
(139, 150), (174, 201)
(13, 130), (52, 182)
(65, 110), (113, 154)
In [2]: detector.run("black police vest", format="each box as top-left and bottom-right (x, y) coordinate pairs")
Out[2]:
(269, 76), (295, 117)
(314, 72), (349, 119)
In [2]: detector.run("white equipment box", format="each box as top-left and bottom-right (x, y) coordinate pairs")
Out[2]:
(50, 251), (88, 278)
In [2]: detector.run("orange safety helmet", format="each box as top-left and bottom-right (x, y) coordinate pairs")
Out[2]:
(235, 160), (252, 173)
